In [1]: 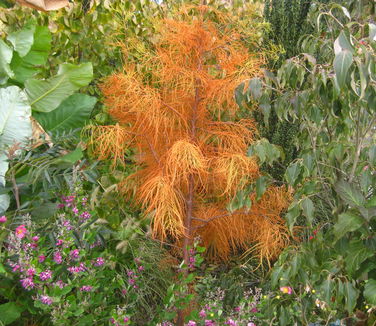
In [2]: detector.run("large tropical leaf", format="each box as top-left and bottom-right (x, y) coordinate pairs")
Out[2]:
(25, 63), (93, 112)
(7, 24), (35, 57)
(10, 26), (52, 84)
(0, 86), (32, 212)
(33, 93), (97, 134)
(0, 39), (14, 84)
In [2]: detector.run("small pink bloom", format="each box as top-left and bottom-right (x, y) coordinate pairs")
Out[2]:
(32, 236), (39, 242)
(199, 310), (206, 318)
(0, 216), (7, 223)
(39, 269), (52, 281)
(225, 319), (237, 326)
(15, 225), (27, 239)
(80, 211), (91, 220)
(205, 321), (215, 326)
(54, 251), (62, 264)
(20, 277), (35, 290)
(38, 255), (46, 263)
(234, 306), (241, 312)
(40, 295), (53, 305)
(121, 289), (127, 295)
(94, 257), (104, 266)
(187, 322), (197, 326)
(247, 323), (256, 326)
(251, 307), (258, 313)
(80, 285), (93, 292)
(57, 203), (65, 209)
(12, 264), (20, 272)
(280, 286), (293, 295)
(123, 316), (130, 323)
(138, 265), (144, 272)
(70, 249), (80, 259)
(27, 268), (35, 276)
(56, 239), (63, 246)
(72, 206), (79, 215)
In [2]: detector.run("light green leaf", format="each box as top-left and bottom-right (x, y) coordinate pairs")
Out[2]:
(335, 179), (365, 207)
(57, 147), (84, 164)
(344, 240), (374, 277)
(10, 26), (52, 83)
(235, 82), (245, 109)
(334, 50), (353, 90)
(364, 279), (376, 305)
(300, 197), (314, 224)
(0, 86), (32, 148)
(7, 25), (35, 57)
(248, 78), (262, 100)
(33, 93), (96, 134)
(0, 193), (10, 214)
(256, 176), (267, 200)
(285, 203), (300, 232)
(343, 282), (359, 313)
(285, 162), (301, 186)
(320, 279), (334, 304)
(366, 195), (376, 208)
(333, 212), (364, 240)
(334, 31), (354, 55)
(0, 39), (14, 84)
(369, 23), (376, 42)
(0, 302), (23, 325)
(25, 63), (93, 112)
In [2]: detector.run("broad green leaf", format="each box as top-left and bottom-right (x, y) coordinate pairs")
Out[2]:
(33, 93), (96, 134)
(335, 179), (365, 206)
(300, 197), (314, 224)
(334, 31), (354, 55)
(10, 26), (52, 83)
(0, 86), (32, 214)
(285, 203), (300, 232)
(285, 162), (301, 186)
(364, 279), (376, 305)
(344, 240), (374, 277)
(0, 302), (23, 325)
(366, 195), (376, 208)
(248, 138), (282, 166)
(7, 25), (35, 57)
(235, 82), (245, 109)
(0, 39), (14, 84)
(333, 212), (364, 240)
(25, 63), (93, 112)
(57, 147), (84, 164)
(334, 50), (353, 90)
(248, 78), (262, 100)
(0, 86), (32, 148)
(320, 279), (334, 304)
(343, 281), (359, 313)
(369, 23), (376, 42)
(256, 176), (267, 200)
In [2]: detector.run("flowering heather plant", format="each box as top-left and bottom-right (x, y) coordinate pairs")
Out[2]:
(2, 194), (150, 325)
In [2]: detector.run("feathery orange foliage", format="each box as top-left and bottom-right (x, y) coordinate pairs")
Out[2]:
(92, 6), (291, 264)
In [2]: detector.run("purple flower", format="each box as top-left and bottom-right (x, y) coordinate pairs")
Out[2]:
(56, 239), (63, 246)
(67, 263), (86, 274)
(205, 321), (215, 326)
(39, 270), (52, 281)
(199, 310), (206, 318)
(72, 206), (79, 215)
(138, 265), (144, 272)
(225, 319), (237, 326)
(80, 285), (93, 292)
(32, 236), (39, 242)
(110, 318), (116, 324)
(251, 307), (258, 313)
(80, 211), (91, 220)
(0, 216), (7, 223)
(57, 203), (65, 209)
(94, 257), (104, 266)
(62, 220), (72, 230)
(55, 280), (66, 289)
(12, 264), (20, 272)
(27, 268), (35, 276)
(20, 277), (35, 290)
(70, 249), (80, 260)
(40, 295), (53, 305)
(38, 255), (46, 263)
(53, 251), (62, 264)
(63, 195), (75, 206)
(128, 278), (136, 285)
(123, 316), (130, 324)
(234, 306), (241, 312)
(15, 225), (27, 239)
(121, 289), (127, 295)
(187, 322), (197, 326)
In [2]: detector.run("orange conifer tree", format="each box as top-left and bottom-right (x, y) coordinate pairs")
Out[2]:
(90, 6), (291, 267)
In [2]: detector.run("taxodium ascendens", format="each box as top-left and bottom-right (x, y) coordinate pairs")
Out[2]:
(90, 6), (291, 267)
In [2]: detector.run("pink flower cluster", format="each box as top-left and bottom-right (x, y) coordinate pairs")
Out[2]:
(67, 263), (86, 274)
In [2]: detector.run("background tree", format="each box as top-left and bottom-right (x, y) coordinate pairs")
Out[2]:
(90, 5), (292, 267)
